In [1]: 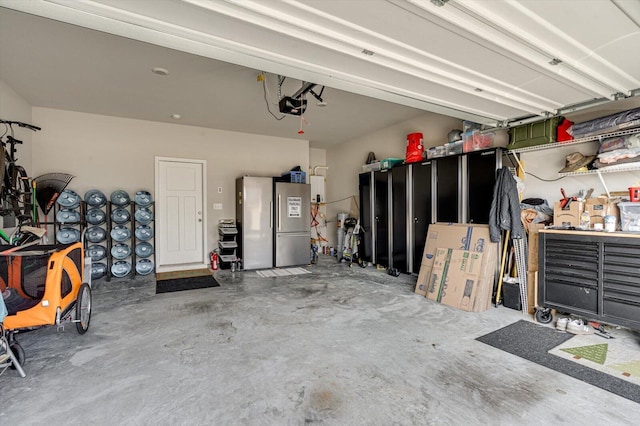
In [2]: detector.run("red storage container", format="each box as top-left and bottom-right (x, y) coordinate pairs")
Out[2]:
(406, 132), (423, 163)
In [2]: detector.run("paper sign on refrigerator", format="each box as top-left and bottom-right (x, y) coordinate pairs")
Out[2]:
(287, 197), (301, 218)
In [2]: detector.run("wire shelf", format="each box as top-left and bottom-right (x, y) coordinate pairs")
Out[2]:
(558, 163), (640, 177)
(509, 125), (640, 153)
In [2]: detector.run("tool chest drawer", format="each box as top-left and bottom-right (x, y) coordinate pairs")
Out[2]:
(539, 229), (640, 330)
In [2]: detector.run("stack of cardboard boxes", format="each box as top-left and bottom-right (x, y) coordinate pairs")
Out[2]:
(553, 196), (619, 228)
(414, 223), (498, 312)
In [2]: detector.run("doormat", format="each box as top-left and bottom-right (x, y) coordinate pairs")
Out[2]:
(155, 275), (220, 294)
(549, 333), (640, 387)
(156, 268), (211, 281)
(256, 267), (311, 278)
(476, 320), (640, 403)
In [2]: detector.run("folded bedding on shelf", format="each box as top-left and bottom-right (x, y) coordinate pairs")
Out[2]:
(593, 155), (640, 170)
(571, 107), (640, 138)
(599, 133), (640, 153)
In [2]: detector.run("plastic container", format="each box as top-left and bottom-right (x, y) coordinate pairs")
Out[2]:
(135, 259), (154, 275)
(84, 189), (107, 207)
(87, 245), (107, 261)
(110, 225), (131, 242)
(57, 189), (80, 208)
(381, 158), (404, 169)
(502, 281), (522, 311)
(111, 207), (131, 224)
(405, 132), (423, 163)
(111, 190), (131, 206)
(463, 128), (510, 153)
(507, 116), (560, 149)
(134, 208), (153, 225)
(86, 226), (107, 243)
(361, 162), (381, 172)
(111, 243), (131, 260)
(445, 140), (463, 155)
(134, 190), (153, 206)
(580, 210), (591, 230)
(281, 171), (306, 183)
(618, 202), (640, 231)
(86, 208), (106, 225)
(56, 209), (81, 224)
(91, 262), (107, 280)
(604, 214), (617, 232)
(56, 227), (81, 244)
(426, 146), (447, 159)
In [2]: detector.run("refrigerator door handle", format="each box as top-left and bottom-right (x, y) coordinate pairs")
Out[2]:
(270, 200), (273, 229)
(277, 194), (281, 231)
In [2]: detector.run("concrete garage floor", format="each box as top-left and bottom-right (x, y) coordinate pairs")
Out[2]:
(1, 256), (638, 425)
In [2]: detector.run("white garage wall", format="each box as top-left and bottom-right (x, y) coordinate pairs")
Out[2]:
(309, 148), (326, 176)
(325, 112), (463, 247)
(31, 107), (309, 249)
(0, 80), (33, 230)
(0, 80), (33, 178)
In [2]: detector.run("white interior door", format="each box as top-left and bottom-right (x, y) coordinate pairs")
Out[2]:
(156, 158), (206, 269)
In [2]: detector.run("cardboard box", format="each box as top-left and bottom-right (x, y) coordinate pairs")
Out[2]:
(527, 223), (546, 273)
(585, 197), (619, 226)
(553, 200), (584, 227)
(527, 271), (537, 315)
(415, 223), (498, 312)
(429, 248), (483, 311)
(426, 247), (452, 302)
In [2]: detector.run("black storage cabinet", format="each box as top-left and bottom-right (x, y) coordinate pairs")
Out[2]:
(373, 170), (390, 267)
(358, 172), (373, 263)
(538, 229), (640, 330)
(391, 165), (408, 272)
(411, 160), (433, 274)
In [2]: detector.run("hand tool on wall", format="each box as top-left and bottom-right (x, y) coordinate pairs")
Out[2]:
(585, 188), (594, 200)
(563, 197), (573, 210)
(560, 188), (569, 208)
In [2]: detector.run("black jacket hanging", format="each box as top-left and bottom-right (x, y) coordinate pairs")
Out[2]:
(489, 167), (524, 242)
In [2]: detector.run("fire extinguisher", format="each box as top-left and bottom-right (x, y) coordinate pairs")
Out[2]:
(210, 251), (219, 271)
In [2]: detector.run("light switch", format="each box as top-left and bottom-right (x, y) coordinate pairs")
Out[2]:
(213, 203), (223, 210)
(218, 187), (223, 193)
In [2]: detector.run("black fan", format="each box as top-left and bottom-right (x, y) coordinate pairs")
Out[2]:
(33, 173), (74, 215)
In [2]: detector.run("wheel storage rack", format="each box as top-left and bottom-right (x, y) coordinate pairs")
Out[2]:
(50, 190), (155, 280)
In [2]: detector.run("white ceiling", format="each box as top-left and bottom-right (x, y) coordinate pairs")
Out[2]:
(1, 0), (639, 149)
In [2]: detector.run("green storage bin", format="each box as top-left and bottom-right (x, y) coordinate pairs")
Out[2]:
(380, 158), (404, 169)
(507, 116), (560, 149)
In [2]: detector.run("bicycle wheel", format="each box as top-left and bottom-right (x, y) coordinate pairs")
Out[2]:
(75, 283), (92, 334)
(8, 165), (33, 223)
(0, 147), (6, 199)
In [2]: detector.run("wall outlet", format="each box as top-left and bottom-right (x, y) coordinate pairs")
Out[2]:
(213, 203), (223, 210)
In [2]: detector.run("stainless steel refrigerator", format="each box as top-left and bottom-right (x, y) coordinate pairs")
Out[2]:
(274, 182), (311, 267)
(236, 176), (273, 270)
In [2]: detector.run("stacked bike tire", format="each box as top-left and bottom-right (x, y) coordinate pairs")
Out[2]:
(54, 189), (155, 280)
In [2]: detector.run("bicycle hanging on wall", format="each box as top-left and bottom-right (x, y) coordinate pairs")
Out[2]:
(0, 119), (40, 244)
